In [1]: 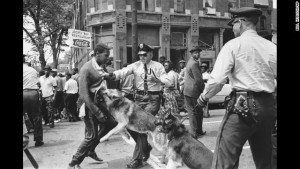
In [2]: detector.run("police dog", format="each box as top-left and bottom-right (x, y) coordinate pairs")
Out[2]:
(154, 113), (213, 169)
(98, 89), (168, 154)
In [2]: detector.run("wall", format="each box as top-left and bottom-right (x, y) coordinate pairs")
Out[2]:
(126, 25), (160, 46)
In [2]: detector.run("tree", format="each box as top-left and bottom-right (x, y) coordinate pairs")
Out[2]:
(23, 0), (74, 69)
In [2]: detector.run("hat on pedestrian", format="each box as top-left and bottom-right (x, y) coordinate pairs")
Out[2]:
(179, 60), (186, 63)
(189, 46), (202, 53)
(227, 7), (262, 26)
(138, 43), (153, 55)
(201, 63), (208, 67)
(44, 65), (52, 70)
(52, 69), (58, 72)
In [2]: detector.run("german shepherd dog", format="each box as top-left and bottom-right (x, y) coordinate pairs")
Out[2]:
(98, 89), (168, 153)
(154, 112), (213, 169)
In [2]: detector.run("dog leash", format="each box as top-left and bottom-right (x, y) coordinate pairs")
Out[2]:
(179, 103), (202, 124)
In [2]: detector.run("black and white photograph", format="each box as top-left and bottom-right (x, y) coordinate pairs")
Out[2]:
(23, 0), (278, 168)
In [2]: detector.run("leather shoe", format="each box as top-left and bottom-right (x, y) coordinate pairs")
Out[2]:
(49, 122), (54, 128)
(143, 146), (152, 162)
(35, 141), (44, 147)
(196, 131), (206, 137)
(87, 152), (103, 162)
(126, 159), (143, 168)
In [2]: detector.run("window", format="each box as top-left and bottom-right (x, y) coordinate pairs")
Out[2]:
(203, 0), (216, 15)
(145, 0), (155, 11)
(174, 0), (185, 13)
(171, 32), (187, 47)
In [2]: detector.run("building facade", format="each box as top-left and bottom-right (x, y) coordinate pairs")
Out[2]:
(71, 0), (273, 70)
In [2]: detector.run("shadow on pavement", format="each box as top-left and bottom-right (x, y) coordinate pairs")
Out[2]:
(28, 140), (74, 149)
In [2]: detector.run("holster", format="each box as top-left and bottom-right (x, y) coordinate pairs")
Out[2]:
(226, 91), (258, 127)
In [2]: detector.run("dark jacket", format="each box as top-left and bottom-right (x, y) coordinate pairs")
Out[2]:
(183, 57), (205, 98)
(79, 60), (109, 120)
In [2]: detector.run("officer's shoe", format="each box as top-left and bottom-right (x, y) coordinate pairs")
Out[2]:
(196, 131), (206, 138)
(87, 152), (103, 162)
(126, 159), (143, 168)
(35, 141), (44, 147)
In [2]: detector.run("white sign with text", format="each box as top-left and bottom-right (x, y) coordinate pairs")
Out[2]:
(67, 29), (92, 49)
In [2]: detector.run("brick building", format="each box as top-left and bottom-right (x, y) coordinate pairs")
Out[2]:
(70, 0), (274, 70)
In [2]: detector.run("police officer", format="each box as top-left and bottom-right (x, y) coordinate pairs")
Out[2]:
(106, 43), (171, 168)
(197, 7), (277, 169)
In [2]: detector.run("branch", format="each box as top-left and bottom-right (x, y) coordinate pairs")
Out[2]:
(23, 27), (36, 45)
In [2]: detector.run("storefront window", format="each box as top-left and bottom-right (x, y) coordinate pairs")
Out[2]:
(203, 0), (216, 15)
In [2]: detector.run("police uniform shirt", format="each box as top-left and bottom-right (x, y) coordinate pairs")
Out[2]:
(23, 63), (39, 90)
(114, 60), (171, 91)
(203, 30), (277, 99)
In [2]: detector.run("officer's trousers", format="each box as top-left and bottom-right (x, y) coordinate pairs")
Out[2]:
(129, 93), (161, 161)
(211, 92), (276, 169)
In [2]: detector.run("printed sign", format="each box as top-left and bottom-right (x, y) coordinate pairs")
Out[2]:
(67, 29), (92, 49)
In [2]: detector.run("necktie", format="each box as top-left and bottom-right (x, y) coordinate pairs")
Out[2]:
(144, 64), (148, 93)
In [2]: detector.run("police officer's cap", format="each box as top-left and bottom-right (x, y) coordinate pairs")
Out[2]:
(138, 43), (153, 55)
(189, 46), (202, 53)
(227, 7), (262, 26)
(179, 60), (186, 63)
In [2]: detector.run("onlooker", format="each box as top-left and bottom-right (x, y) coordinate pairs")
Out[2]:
(39, 65), (57, 128)
(197, 7), (277, 169)
(161, 60), (181, 118)
(23, 55), (44, 147)
(106, 43), (171, 168)
(71, 68), (80, 121)
(52, 69), (64, 122)
(64, 73), (79, 122)
(184, 46), (206, 138)
(38, 70), (49, 125)
(159, 56), (166, 65)
(177, 60), (186, 115)
(200, 63), (210, 82)
(67, 43), (117, 169)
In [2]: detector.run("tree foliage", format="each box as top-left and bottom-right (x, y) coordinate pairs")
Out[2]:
(23, 0), (74, 68)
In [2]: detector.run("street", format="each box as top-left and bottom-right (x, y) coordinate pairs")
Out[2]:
(23, 108), (255, 169)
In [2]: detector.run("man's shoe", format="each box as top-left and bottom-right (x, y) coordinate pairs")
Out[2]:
(68, 164), (83, 169)
(196, 131), (206, 137)
(35, 141), (44, 147)
(143, 146), (152, 162)
(49, 122), (54, 128)
(126, 159), (143, 168)
(87, 152), (103, 162)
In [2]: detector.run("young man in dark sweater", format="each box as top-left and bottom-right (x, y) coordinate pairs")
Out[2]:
(68, 43), (117, 169)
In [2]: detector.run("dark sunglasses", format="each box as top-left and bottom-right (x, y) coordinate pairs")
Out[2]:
(139, 54), (147, 57)
(232, 19), (245, 25)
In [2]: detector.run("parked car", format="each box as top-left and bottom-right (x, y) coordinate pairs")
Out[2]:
(203, 80), (232, 117)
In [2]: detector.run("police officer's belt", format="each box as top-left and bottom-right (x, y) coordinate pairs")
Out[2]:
(136, 90), (161, 95)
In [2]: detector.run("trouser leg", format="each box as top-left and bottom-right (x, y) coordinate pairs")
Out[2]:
(211, 113), (250, 169)
(185, 96), (199, 137)
(88, 116), (118, 153)
(69, 112), (99, 166)
(23, 90), (43, 141)
(44, 96), (56, 124)
(41, 97), (49, 124)
(248, 116), (275, 169)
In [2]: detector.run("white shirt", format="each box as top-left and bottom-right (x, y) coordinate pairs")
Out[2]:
(202, 30), (277, 99)
(120, 74), (134, 94)
(64, 78), (78, 94)
(39, 75), (57, 98)
(202, 71), (210, 81)
(89, 57), (107, 93)
(165, 70), (179, 90)
(114, 60), (171, 91)
(23, 64), (39, 90)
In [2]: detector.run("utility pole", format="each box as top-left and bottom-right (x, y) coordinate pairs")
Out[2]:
(132, 0), (138, 62)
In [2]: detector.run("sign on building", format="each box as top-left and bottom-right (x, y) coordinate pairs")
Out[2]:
(67, 29), (92, 49)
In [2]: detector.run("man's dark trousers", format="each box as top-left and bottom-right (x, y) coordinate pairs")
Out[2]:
(23, 89), (43, 142)
(184, 95), (204, 137)
(65, 93), (78, 119)
(69, 107), (117, 165)
(211, 92), (276, 169)
(128, 93), (161, 161)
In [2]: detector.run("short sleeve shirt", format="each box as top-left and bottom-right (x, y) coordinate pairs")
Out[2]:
(39, 75), (57, 98)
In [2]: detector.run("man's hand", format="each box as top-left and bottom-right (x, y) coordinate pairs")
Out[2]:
(147, 74), (161, 83)
(101, 72), (116, 80)
(197, 95), (208, 107)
